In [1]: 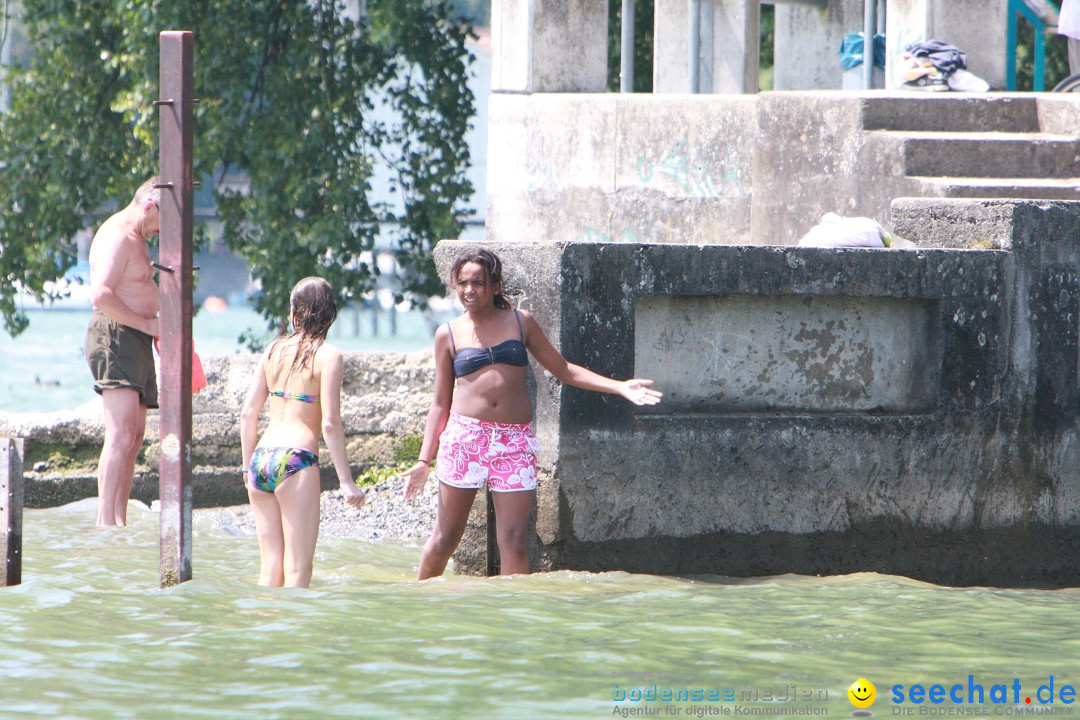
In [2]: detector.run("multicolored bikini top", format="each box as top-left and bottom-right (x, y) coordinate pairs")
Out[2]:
(448, 310), (528, 378)
(269, 390), (320, 404)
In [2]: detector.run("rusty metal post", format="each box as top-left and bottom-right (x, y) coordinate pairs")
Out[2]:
(1, 439), (24, 587)
(157, 31), (195, 588)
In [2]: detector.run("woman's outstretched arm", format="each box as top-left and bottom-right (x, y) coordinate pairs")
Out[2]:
(520, 309), (662, 406)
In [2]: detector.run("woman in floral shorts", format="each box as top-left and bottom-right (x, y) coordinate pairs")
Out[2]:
(401, 248), (662, 579)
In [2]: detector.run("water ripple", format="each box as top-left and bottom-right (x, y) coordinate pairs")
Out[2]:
(0, 506), (1078, 719)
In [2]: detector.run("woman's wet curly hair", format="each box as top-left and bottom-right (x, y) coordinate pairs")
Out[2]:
(272, 276), (338, 379)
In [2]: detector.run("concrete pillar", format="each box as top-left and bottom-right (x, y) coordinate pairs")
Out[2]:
(886, 0), (1009, 90)
(654, 0), (760, 94)
(773, 0), (867, 90)
(1, 439), (24, 587)
(491, 0), (609, 93)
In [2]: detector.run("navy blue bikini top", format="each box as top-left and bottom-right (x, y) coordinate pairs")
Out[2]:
(448, 310), (528, 378)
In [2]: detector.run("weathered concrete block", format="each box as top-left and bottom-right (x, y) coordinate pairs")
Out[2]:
(488, 92), (1079, 252)
(491, 0), (608, 93)
(439, 199), (1080, 585)
(636, 294), (938, 413)
(486, 93), (756, 245)
(774, 0), (865, 91)
(654, 0), (760, 94)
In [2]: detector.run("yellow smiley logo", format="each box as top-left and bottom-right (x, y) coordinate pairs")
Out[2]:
(848, 678), (877, 709)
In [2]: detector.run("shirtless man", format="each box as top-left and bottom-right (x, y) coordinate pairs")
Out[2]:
(85, 177), (162, 526)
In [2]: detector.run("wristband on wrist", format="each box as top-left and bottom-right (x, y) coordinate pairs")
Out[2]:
(417, 459), (430, 465)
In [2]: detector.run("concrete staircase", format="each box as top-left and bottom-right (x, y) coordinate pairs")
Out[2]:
(862, 94), (1080, 201)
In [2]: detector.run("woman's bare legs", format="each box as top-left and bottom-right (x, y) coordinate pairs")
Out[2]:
(246, 466), (321, 587)
(275, 466), (322, 588)
(247, 484), (285, 587)
(491, 490), (534, 575)
(418, 483), (479, 580)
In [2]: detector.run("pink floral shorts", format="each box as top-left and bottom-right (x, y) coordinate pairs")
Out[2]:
(435, 412), (540, 492)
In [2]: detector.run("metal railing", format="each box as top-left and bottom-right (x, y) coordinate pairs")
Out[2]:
(1007, 0), (1061, 90)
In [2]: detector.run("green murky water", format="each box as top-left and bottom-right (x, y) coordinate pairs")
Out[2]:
(3, 501), (1079, 719)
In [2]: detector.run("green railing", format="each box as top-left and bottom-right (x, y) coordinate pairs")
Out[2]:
(1006, 0), (1061, 90)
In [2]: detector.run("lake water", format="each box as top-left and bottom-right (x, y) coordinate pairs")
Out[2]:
(1, 306), (446, 414)
(4, 500), (1079, 719)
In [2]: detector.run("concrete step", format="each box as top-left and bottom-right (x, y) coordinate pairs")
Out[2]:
(896, 131), (1080, 179)
(909, 176), (1080, 200)
(861, 94), (1041, 133)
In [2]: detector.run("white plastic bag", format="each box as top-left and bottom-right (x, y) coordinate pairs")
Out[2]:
(797, 213), (889, 248)
(946, 69), (990, 92)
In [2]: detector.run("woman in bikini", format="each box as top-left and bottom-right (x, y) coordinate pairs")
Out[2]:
(402, 248), (662, 579)
(240, 277), (366, 587)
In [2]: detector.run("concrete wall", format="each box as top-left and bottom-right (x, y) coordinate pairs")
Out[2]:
(773, 0), (866, 91)
(491, 0), (608, 93)
(487, 92), (1080, 250)
(442, 198), (1080, 586)
(493, 0), (1008, 95)
(486, 92), (757, 245)
(654, 0), (760, 94)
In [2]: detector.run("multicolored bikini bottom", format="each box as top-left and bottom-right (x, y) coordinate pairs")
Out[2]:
(248, 447), (319, 493)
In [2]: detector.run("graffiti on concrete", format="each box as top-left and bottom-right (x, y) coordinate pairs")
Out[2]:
(636, 137), (748, 198)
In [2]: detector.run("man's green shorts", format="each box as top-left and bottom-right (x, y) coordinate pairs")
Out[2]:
(84, 311), (159, 409)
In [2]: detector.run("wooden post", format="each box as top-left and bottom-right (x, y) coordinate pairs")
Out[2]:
(157, 31), (195, 588)
(1, 439), (24, 587)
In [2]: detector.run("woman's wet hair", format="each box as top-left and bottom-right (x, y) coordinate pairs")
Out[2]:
(450, 247), (511, 309)
(274, 276), (338, 378)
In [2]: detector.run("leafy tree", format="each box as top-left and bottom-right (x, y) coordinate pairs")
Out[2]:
(1015, 23), (1070, 90)
(0, 0), (475, 338)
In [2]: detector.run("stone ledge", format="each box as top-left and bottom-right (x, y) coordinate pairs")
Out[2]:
(3, 350), (434, 508)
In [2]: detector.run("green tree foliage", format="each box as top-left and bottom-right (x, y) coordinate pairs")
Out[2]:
(0, 0), (475, 337)
(1015, 23), (1070, 90)
(759, 3), (774, 91)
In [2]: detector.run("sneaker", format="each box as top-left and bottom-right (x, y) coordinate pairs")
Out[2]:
(903, 67), (949, 91)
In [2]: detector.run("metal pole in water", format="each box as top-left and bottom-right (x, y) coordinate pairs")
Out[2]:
(157, 30), (195, 588)
(1, 438), (23, 587)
